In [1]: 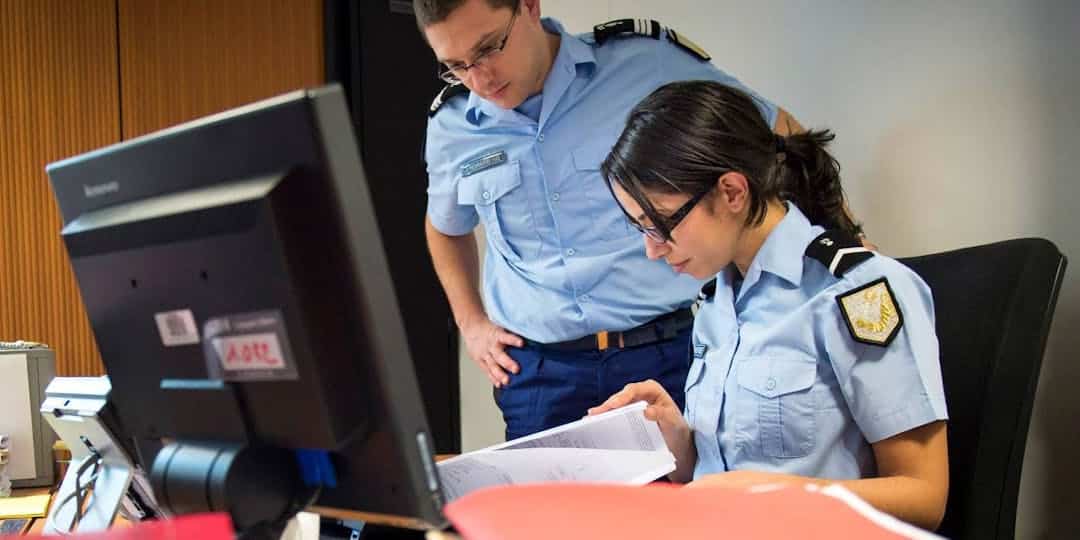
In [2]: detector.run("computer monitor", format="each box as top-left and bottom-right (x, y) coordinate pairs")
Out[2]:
(45, 85), (446, 533)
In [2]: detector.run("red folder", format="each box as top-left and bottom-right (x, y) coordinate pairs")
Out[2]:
(444, 483), (935, 540)
(21, 513), (233, 539)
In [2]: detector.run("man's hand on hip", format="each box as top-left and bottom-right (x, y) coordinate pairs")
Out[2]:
(461, 316), (523, 387)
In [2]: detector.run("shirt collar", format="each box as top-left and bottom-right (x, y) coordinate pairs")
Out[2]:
(545, 18), (596, 68)
(746, 201), (818, 287)
(465, 17), (596, 123)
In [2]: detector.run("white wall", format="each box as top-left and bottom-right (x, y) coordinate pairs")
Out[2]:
(459, 2), (1080, 537)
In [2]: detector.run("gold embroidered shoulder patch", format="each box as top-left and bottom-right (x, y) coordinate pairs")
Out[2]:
(836, 278), (904, 347)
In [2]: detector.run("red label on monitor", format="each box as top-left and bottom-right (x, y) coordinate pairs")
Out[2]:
(215, 333), (286, 370)
(202, 310), (298, 382)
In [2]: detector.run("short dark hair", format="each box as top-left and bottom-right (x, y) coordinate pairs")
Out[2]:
(413, 0), (518, 29)
(601, 80), (857, 240)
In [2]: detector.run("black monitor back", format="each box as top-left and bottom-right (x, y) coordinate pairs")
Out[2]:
(46, 86), (446, 527)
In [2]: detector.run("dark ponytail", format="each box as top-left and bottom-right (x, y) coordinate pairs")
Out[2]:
(601, 80), (859, 239)
(777, 129), (859, 235)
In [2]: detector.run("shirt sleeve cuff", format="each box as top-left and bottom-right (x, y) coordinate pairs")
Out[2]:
(427, 209), (478, 237)
(860, 396), (949, 444)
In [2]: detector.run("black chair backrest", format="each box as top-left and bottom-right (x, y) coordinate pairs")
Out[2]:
(899, 238), (1067, 540)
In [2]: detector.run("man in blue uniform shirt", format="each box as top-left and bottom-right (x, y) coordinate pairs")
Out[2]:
(415, 0), (803, 439)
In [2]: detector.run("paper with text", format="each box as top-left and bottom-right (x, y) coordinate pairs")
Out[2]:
(438, 402), (674, 501)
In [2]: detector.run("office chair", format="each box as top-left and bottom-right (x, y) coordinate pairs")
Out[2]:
(899, 238), (1067, 540)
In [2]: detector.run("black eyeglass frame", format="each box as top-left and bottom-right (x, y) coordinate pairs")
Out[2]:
(437, 7), (520, 84)
(606, 180), (713, 243)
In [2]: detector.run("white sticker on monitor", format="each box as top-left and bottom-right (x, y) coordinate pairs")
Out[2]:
(202, 310), (298, 382)
(154, 309), (200, 346)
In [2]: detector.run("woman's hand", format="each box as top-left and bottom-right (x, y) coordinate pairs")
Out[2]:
(588, 379), (697, 482)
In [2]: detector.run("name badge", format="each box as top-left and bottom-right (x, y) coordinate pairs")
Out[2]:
(461, 150), (507, 177)
(693, 343), (708, 359)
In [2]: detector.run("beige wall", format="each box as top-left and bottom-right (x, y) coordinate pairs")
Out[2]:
(459, 1), (1080, 537)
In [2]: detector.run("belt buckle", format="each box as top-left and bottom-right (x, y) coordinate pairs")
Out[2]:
(596, 331), (624, 351)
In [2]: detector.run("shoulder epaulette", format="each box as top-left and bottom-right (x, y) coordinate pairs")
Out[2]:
(592, 18), (711, 61)
(691, 278), (717, 316)
(428, 83), (470, 117)
(805, 230), (874, 278)
(593, 19), (662, 44)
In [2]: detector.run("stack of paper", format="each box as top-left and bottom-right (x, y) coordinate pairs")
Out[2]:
(0, 492), (51, 519)
(437, 402), (674, 501)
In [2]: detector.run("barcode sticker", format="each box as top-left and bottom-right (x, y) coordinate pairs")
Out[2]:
(154, 309), (200, 346)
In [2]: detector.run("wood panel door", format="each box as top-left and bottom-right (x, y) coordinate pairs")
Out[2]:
(0, 0), (120, 375)
(1, 0), (323, 378)
(117, 0), (323, 138)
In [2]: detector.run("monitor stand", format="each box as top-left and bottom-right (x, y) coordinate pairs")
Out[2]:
(39, 377), (135, 534)
(46, 452), (132, 534)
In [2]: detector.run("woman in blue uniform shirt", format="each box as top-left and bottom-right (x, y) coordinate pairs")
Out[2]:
(587, 80), (949, 530)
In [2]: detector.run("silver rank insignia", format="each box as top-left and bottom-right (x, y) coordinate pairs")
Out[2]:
(691, 278), (717, 316)
(836, 277), (903, 347)
(428, 82), (469, 117)
(665, 28), (711, 61)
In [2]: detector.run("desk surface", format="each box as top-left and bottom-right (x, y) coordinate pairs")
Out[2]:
(10, 487), (130, 535)
(10, 456), (460, 536)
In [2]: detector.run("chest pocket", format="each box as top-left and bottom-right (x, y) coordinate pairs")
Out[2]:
(570, 143), (635, 242)
(735, 355), (818, 458)
(458, 161), (536, 262)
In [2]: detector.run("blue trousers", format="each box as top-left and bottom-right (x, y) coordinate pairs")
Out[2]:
(495, 327), (692, 441)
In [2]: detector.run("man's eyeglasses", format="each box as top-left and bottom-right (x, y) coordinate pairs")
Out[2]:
(438, 8), (519, 84)
(626, 187), (712, 243)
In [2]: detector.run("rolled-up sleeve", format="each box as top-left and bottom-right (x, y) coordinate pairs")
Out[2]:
(424, 119), (478, 236)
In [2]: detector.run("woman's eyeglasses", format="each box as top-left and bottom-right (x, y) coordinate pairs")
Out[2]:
(609, 182), (713, 243)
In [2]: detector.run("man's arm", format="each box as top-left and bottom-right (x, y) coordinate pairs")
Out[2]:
(774, 107), (805, 136)
(425, 216), (484, 330)
(425, 217), (522, 386)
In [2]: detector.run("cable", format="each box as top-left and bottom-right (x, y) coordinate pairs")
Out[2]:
(48, 449), (103, 535)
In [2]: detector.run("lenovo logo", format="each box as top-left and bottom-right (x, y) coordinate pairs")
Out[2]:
(83, 181), (119, 198)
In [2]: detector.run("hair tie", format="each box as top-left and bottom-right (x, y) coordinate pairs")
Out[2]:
(775, 134), (787, 154)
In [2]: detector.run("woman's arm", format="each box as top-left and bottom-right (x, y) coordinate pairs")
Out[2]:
(689, 420), (949, 531)
(837, 420), (949, 530)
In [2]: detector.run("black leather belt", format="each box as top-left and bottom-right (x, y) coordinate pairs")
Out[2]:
(525, 307), (693, 352)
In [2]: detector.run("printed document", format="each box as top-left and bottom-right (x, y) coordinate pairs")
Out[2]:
(437, 401), (674, 501)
